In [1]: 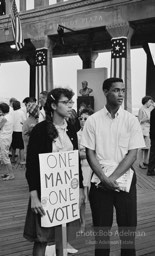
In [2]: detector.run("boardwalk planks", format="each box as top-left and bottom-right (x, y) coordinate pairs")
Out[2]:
(0, 160), (155, 256)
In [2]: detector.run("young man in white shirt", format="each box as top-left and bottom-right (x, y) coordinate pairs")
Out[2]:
(81, 77), (145, 256)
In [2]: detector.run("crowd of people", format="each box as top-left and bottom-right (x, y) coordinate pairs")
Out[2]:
(138, 95), (155, 175)
(0, 77), (155, 256)
(0, 91), (48, 181)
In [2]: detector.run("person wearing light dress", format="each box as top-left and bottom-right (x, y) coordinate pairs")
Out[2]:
(77, 107), (94, 233)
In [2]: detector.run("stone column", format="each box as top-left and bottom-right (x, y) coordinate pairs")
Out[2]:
(143, 43), (155, 100)
(29, 64), (36, 97)
(31, 36), (54, 99)
(46, 37), (54, 92)
(25, 55), (35, 97)
(106, 22), (133, 112)
(78, 48), (98, 69)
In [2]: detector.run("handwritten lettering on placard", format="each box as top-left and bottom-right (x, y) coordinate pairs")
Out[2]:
(39, 150), (79, 227)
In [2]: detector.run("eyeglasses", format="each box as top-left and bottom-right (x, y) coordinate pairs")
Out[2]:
(79, 117), (88, 121)
(58, 100), (74, 106)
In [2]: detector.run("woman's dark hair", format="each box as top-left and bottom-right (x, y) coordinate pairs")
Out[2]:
(12, 100), (21, 110)
(142, 96), (153, 105)
(23, 97), (30, 105)
(0, 102), (9, 114)
(102, 77), (123, 91)
(79, 107), (94, 117)
(44, 88), (74, 141)
(40, 91), (48, 97)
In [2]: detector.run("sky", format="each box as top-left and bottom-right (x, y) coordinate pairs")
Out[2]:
(0, 48), (146, 112)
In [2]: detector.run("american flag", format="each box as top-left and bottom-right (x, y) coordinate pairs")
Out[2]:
(35, 48), (48, 102)
(10, 0), (24, 51)
(110, 37), (127, 82)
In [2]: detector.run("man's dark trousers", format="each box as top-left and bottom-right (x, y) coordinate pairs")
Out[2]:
(89, 174), (137, 256)
(148, 140), (155, 173)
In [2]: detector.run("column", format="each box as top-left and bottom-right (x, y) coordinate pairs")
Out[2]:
(78, 48), (98, 69)
(26, 54), (36, 98)
(106, 22), (133, 112)
(31, 36), (54, 100)
(143, 43), (155, 100)
(20, 0), (26, 12)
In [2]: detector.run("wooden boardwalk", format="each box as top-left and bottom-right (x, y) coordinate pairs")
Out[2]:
(0, 160), (155, 256)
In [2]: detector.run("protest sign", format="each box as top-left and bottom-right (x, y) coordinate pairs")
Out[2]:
(39, 150), (79, 227)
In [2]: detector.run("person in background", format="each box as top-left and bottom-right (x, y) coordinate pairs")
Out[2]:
(11, 100), (26, 164)
(8, 97), (18, 157)
(9, 97), (17, 110)
(22, 97), (37, 118)
(81, 77), (145, 256)
(138, 96), (154, 169)
(39, 91), (48, 123)
(23, 97), (37, 106)
(77, 107), (94, 233)
(0, 103), (14, 181)
(147, 105), (155, 176)
(23, 88), (84, 256)
(22, 102), (39, 159)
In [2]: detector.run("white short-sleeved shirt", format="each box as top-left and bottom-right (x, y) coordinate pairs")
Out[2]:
(81, 106), (145, 180)
(13, 109), (26, 132)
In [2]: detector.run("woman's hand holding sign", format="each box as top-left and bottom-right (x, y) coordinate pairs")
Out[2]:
(30, 190), (45, 216)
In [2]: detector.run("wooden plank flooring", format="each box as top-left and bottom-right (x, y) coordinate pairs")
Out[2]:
(0, 160), (155, 256)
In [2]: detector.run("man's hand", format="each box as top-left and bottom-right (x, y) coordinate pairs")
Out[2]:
(30, 190), (45, 216)
(100, 176), (120, 191)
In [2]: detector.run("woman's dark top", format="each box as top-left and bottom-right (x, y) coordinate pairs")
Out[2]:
(25, 120), (83, 197)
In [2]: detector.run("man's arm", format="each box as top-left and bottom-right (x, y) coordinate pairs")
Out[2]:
(86, 148), (120, 190)
(109, 149), (137, 181)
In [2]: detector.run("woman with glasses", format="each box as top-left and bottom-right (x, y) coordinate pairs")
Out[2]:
(23, 88), (84, 256)
(77, 107), (94, 233)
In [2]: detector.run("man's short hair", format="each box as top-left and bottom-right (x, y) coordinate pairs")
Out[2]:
(102, 78), (123, 91)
